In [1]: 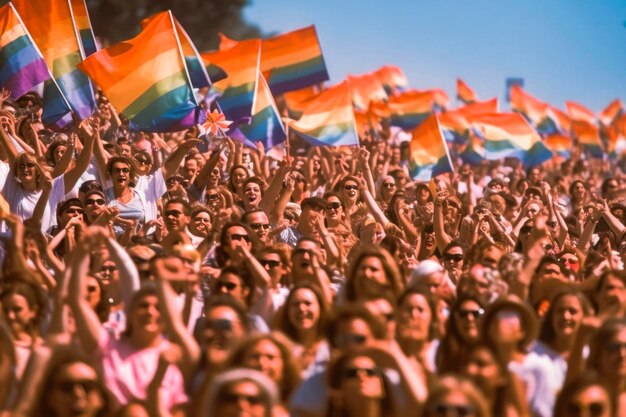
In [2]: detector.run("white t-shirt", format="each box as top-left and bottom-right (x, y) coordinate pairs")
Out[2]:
(134, 169), (167, 223)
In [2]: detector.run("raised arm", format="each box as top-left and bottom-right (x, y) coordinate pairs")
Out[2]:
(104, 236), (140, 309)
(162, 139), (201, 179)
(63, 120), (96, 194)
(357, 147), (377, 199)
(433, 189), (453, 253)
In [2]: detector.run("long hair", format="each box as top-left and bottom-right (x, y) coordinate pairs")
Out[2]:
(423, 375), (491, 417)
(537, 290), (592, 348)
(345, 244), (404, 303)
(272, 284), (329, 345)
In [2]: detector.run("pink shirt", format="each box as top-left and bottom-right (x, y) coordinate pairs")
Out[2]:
(99, 331), (188, 410)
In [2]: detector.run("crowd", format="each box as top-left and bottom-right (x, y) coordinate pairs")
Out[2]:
(0, 87), (624, 417)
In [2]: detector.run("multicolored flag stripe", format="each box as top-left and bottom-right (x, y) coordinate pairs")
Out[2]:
(457, 78), (478, 104)
(70, 0), (97, 57)
(544, 134), (572, 158)
(572, 120), (604, 159)
(238, 71), (286, 149)
(375, 65), (409, 95)
(469, 112), (553, 167)
(347, 72), (388, 110)
(78, 11), (202, 132)
(509, 85), (547, 126)
(599, 99), (623, 127)
(202, 39), (260, 122)
(283, 86), (318, 119)
(566, 101), (596, 125)
(286, 81), (359, 147)
(408, 114), (454, 181)
(12, 0), (95, 121)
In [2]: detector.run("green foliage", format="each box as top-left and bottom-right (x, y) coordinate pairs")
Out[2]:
(86, 0), (263, 50)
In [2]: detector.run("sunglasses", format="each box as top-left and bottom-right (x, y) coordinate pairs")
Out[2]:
(335, 333), (367, 346)
(443, 254), (464, 263)
(457, 308), (484, 320)
(101, 265), (117, 272)
(64, 208), (83, 215)
(221, 392), (263, 405)
(207, 193), (220, 201)
(344, 184), (359, 191)
(606, 342), (626, 353)
(85, 198), (105, 206)
(559, 257), (579, 265)
(56, 379), (99, 394)
(86, 285), (98, 293)
(383, 182), (396, 188)
(204, 318), (235, 331)
(18, 162), (37, 170)
(136, 159), (149, 165)
(427, 403), (475, 417)
(249, 223), (271, 230)
(566, 402), (606, 417)
(260, 259), (281, 268)
(112, 167), (130, 174)
(165, 210), (183, 217)
(226, 233), (250, 243)
(343, 367), (379, 378)
(216, 281), (238, 291)
(326, 202), (342, 210)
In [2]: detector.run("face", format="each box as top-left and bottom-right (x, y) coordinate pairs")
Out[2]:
(48, 362), (104, 417)
(183, 159), (198, 180)
(232, 168), (248, 188)
(527, 203), (540, 218)
(84, 276), (101, 310)
(119, 144), (132, 157)
(246, 211), (271, 242)
(539, 262), (565, 281)
(215, 381), (266, 417)
(573, 182), (586, 198)
(488, 309), (525, 346)
(480, 246), (503, 269)
(287, 288), (321, 332)
(1, 293), (37, 335)
(559, 253), (580, 273)
(206, 189), (221, 209)
(129, 294), (162, 336)
(600, 328), (626, 377)
(164, 202), (190, 232)
(201, 306), (245, 352)
(258, 253), (286, 283)
(442, 247), (464, 280)
(84, 194), (106, 218)
(60, 205), (84, 226)
(425, 391), (477, 417)
(597, 276), (626, 313)
(17, 158), (38, 184)
(244, 183), (262, 208)
(562, 385), (612, 417)
(53, 145), (67, 164)
(463, 347), (504, 393)
(397, 293), (432, 342)
(190, 211), (212, 236)
(242, 339), (284, 384)
(342, 181), (359, 201)
(325, 196), (343, 222)
(340, 356), (384, 402)
(214, 272), (249, 304)
(381, 178), (397, 197)
(455, 300), (483, 342)
(551, 295), (584, 339)
(111, 162), (131, 189)
(224, 226), (252, 254)
(355, 256), (391, 301)
(335, 318), (373, 351)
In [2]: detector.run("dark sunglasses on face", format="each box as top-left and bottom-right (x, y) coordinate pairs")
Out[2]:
(86, 285), (98, 293)
(19, 162), (36, 170)
(344, 184), (359, 191)
(113, 167), (130, 174)
(606, 342), (626, 353)
(101, 265), (117, 272)
(205, 318), (235, 331)
(56, 379), (99, 394)
(443, 254), (464, 262)
(326, 202), (342, 210)
(383, 182), (396, 188)
(64, 208), (83, 215)
(165, 210), (183, 217)
(259, 259), (281, 268)
(343, 367), (379, 378)
(249, 223), (271, 230)
(136, 159), (149, 165)
(559, 257), (579, 265)
(85, 198), (105, 206)
(456, 308), (484, 320)
(207, 194), (220, 201)
(226, 233), (250, 243)
(220, 392), (262, 405)
(566, 402), (606, 417)
(335, 333), (367, 346)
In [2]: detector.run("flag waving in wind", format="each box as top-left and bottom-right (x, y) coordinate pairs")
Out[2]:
(286, 81), (359, 147)
(408, 114), (454, 181)
(457, 78), (478, 104)
(78, 11), (203, 132)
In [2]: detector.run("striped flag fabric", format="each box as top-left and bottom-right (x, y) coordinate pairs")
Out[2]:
(408, 114), (454, 180)
(375, 65), (409, 95)
(77, 11), (203, 132)
(238, 70), (286, 149)
(544, 134), (572, 158)
(203, 39), (260, 122)
(457, 78), (478, 104)
(0, 2), (69, 118)
(70, 0), (97, 57)
(572, 120), (604, 158)
(599, 99), (623, 127)
(286, 81), (359, 147)
(347, 72), (388, 110)
(608, 113), (626, 158)
(509, 85), (547, 126)
(12, 0), (95, 121)
(566, 101), (596, 125)
(283, 86), (318, 119)
(469, 112), (553, 167)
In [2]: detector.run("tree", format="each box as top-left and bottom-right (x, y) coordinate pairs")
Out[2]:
(87, 0), (263, 51)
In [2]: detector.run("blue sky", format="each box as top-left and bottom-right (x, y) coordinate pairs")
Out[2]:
(244, 0), (626, 113)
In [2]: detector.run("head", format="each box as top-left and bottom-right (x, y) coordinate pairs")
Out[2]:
(588, 318), (626, 381)
(56, 198), (84, 228)
(481, 295), (538, 352)
(82, 191), (107, 223)
(123, 284), (162, 339)
(189, 206), (213, 237)
(346, 245), (404, 303)
(242, 209), (272, 243)
(106, 155), (136, 190)
(242, 177), (265, 210)
(276, 284), (328, 344)
(133, 150), (152, 176)
(205, 369), (278, 417)
(554, 372), (614, 417)
(163, 198), (191, 232)
(0, 280), (45, 337)
(422, 375), (491, 417)
(327, 303), (387, 352)
(212, 266), (255, 307)
(538, 291), (592, 347)
(396, 288), (439, 343)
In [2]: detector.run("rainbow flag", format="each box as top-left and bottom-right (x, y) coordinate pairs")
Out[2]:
(457, 78), (478, 104)
(408, 114), (454, 180)
(608, 113), (626, 158)
(143, 14), (210, 89)
(218, 33), (238, 50)
(347, 72), (388, 110)
(460, 130), (486, 165)
(509, 85), (547, 126)
(78, 11), (203, 132)
(566, 101), (595, 125)
(599, 99), (623, 127)
(375, 65), (409, 95)
(198, 51), (228, 84)
(260, 25), (328, 95)
(572, 120), (603, 158)
(203, 39), (260, 122)
(0, 2), (69, 120)
(70, 0), (96, 57)
(544, 134), (572, 158)
(12, 0), (95, 121)
(457, 98), (499, 116)
(439, 110), (470, 143)
(238, 71), (286, 149)
(469, 112), (552, 167)
(283, 86), (318, 119)
(286, 81), (359, 147)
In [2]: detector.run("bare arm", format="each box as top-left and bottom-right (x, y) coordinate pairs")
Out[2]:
(63, 121), (96, 194)
(162, 139), (201, 180)
(105, 236), (140, 309)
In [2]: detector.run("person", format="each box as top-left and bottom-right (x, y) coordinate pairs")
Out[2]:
(420, 375), (491, 417)
(553, 372), (615, 417)
(344, 245), (404, 303)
